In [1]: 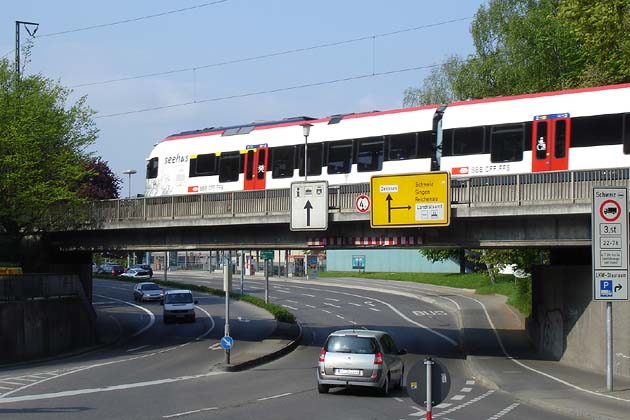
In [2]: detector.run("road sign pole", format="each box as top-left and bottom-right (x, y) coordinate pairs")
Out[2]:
(607, 301), (613, 391)
(425, 357), (433, 420)
(240, 251), (244, 295)
(223, 261), (231, 365)
(265, 259), (269, 304)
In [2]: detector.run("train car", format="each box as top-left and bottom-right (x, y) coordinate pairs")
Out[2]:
(440, 83), (630, 178)
(144, 83), (630, 196)
(144, 105), (439, 196)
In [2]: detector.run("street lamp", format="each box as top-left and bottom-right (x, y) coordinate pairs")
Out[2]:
(123, 169), (137, 199)
(300, 123), (313, 182)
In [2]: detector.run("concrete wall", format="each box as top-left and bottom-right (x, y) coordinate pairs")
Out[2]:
(327, 249), (460, 273)
(0, 297), (96, 363)
(529, 265), (630, 377)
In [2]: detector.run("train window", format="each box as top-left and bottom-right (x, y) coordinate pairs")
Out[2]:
(535, 122), (548, 160)
(245, 150), (254, 180)
(357, 137), (384, 172)
(624, 114), (630, 154)
(257, 149), (267, 179)
(146, 157), (158, 179)
(190, 153), (217, 178)
(418, 131), (433, 158)
(490, 124), (524, 162)
(571, 114), (623, 147)
(555, 120), (567, 158)
(388, 133), (417, 160)
(218, 152), (240, 183)
(452, 126), (485, 155)
(298, 143), (323, 177)
(271, 146), (295, 178)
(327, 140), (353, 174)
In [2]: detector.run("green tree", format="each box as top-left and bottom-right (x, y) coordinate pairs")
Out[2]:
(0, 58), (98, 249)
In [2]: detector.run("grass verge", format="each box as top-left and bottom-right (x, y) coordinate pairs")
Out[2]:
(318, 271), (532, 317)
(94, 274), (295, 324)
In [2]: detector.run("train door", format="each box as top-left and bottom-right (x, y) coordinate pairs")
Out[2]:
(532, 115), (571, 172)
(244, 146), (268, 190)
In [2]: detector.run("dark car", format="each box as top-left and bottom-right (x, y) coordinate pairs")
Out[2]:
(130, 264), (153, 278)
(99, 263), (125, 276)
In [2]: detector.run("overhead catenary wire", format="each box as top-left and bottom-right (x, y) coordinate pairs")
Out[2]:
(70, 16), (472, 88)
(95, 63), (440, 119)
(34, 0), (229, 38)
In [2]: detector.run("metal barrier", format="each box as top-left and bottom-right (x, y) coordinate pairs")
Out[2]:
(91, 167), (630, 223)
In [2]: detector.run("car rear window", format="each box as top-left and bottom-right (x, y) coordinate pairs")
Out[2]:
(325, 336), (378, 354)
(165, 293), (193, 304)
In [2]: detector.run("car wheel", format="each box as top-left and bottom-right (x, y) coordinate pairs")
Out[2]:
(379, 374), (390, 396)
(317, 383), (329, 394)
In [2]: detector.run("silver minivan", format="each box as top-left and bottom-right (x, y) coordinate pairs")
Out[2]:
(317, 329), (406, 395)
(161, 289), (198, 323)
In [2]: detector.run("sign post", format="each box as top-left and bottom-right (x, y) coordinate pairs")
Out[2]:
(370, 172), (450, 228)
(592, 187), (629, 391)
(262, 250), (274, 303)
(406, 357), (450, 418)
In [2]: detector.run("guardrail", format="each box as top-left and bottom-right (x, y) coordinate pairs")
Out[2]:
(91, 167), (630, 223)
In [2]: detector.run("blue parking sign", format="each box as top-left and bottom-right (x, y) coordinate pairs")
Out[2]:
(600, 280), (613, 297)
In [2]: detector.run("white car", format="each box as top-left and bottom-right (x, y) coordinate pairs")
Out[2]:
(161, 289), (198, 323)
(121, 268), (151, 280)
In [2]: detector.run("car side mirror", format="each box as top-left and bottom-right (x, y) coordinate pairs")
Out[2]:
(399, 349), (407, 355)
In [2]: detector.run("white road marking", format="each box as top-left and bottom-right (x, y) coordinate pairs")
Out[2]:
(394, 397), (404, 402)
(163, 407), (218, 418)
(0, 381), (26, 386)
(301, 294), (316, 298)
(435, 403), (452, 408)
(460, 294), (630, 403)
(466, 380), (475, 385)
(451, 395), (465, 401)
(284, 299), (299, 304)
(208, 343), (222, 350)
(304, 304), (316, 308)
(461, 387), (472, 392)
(421, 297), (436, 304)
(282, 305), (298, 311)
(275, 290), (291, 294)
(324, 298), (340, 302)
(0, 386), (12, 390)
(485, 403), (520, 420)
(409, 406), (426, 417)
(369, 307), (381, 312)
(22, 375), (47, 380)
(127, 345), (150, 353)
(94, 294), (155, 338)
(237, 316), (250, 323)
(257, 392), (292, 401)
(336, 315), (345, 320)
(349, 320), (358, 325)
(434, 390), (495, 418)
(0, 371), (225, 404)
(322, 309), (332, 314)
(323, 302), (341, 309)
(348, 302), (361, 307)
(194, 305), (216, 341)
(14, 378), (38, 383)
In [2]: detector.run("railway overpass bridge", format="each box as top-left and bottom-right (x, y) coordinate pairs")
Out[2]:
(47, 167), (630, 252)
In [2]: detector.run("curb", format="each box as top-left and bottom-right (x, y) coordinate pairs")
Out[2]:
(218, 321), (303, 372)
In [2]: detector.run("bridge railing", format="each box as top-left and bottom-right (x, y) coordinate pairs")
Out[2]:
(91, 167), (630, 223)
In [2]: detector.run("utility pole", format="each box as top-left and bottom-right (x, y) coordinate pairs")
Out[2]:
(15, 21), (39, 78)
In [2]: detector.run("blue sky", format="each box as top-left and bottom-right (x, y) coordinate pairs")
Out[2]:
(2, 0), (485, 196)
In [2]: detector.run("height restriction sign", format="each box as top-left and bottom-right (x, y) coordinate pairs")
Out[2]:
(592, 187), (629, 301)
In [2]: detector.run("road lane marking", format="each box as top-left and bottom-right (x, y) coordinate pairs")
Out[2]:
(322, 309), (332, 314)
(0, 386), (12, 390)
(304, 304), (316, 308)
(409, 406), (426, 417)
(163, 407), (218, 418)
(466, 380), (475, 385)
(94, 294), (155, 338)
(275, 290), (291, 294)
(127, 345), (150, 353)
(435, 403), (452, 408)
(485, 403), (520, 420)
(348, 302), (361, 307)
(208, 343), (222, 350)
(324, 298), (340, 302)
(323, 302), (340, 308)
(194, 305), (216, 341)
(0, 381), (26, 386)
(336, 315), (345, 320)
(369, 307), (381, 312)
(301, 294), (316, 298)
(257, 392), (292, 401)
(0, 371), (226, 404)
(461, 387), (472, 392)
(284, 299), (299, 304)
(282, 305), (298, 311)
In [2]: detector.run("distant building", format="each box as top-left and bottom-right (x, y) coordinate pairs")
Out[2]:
(326, 249), (460, 273)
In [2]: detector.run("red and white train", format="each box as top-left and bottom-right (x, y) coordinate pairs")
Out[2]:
(144, 83), (630, 197)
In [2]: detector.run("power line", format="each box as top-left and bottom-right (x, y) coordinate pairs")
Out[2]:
(35, 0), (229, 38)
(95, 63), (440, 119)
(70, 16), (472, 88)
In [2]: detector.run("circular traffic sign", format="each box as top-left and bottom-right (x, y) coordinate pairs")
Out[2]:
(600, 199), (621, 222)
(221, 335), (234, 350)
(406, 358), (450, 407)
(355, 194), (371, 213)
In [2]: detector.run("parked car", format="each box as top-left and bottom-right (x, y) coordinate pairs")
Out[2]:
(99, 263), (125, 276)
(161, 289), (198, 323)
(133, 282), (164, 302)
(129, 264), (153, 278)
(317, 329), (406, 395)
(122, 268), (151, 280)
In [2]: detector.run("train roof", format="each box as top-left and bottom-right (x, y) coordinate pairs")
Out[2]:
(163, 104), (439, 142)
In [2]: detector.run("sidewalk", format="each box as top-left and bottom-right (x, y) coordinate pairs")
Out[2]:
(465, 293), (630, 420)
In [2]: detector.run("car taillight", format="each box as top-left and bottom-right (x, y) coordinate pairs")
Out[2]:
(374, 352), (384, 365)
(319, 348), (326, 363)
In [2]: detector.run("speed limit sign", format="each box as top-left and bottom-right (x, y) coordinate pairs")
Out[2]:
(355, 194), (371, 213)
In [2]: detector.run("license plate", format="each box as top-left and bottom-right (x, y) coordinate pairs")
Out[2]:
(335, 368), (362, 376)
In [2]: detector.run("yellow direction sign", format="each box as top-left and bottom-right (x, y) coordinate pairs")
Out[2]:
(370, 172), (450, 228)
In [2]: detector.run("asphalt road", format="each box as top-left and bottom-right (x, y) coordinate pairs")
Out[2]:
(0, 274), (573, 419)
